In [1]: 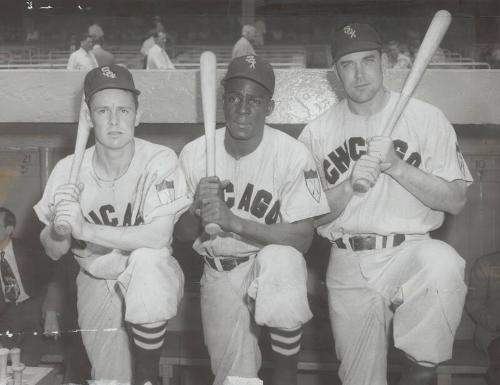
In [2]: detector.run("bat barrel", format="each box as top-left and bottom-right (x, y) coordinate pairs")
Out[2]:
(200, 51), (222, 235)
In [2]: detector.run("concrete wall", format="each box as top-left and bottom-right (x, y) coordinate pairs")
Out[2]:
(1, 69), (500, 124)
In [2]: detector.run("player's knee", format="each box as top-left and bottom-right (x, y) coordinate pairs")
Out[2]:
(413, 240), (465, 281)
(256, 245), (308, 290)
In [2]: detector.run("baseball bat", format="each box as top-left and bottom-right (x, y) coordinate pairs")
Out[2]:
(353, 10), (452, 193)
(200, 51), (221, 235)
(54, 97), (91, 235)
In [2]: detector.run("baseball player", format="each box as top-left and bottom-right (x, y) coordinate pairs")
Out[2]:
(298, 24), (473, 385)
(175, 55), (330, 385)
(34, 64), (190, 385)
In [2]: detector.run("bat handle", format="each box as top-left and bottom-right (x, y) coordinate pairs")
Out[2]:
(352, 178), (371, 194)
(205, 223), (221, 235)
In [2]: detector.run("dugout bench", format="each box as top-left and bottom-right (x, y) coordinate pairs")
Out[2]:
(1, 68), (500, 384)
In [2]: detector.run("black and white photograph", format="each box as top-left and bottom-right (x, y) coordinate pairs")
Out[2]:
(0, 1), (499, 385)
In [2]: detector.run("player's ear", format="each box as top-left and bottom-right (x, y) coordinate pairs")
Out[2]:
(134, 109), (141, 127)
(332, 64), (339, 78)
(265, 99), (275, 116)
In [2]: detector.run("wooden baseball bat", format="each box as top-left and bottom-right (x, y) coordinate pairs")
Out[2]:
(54, 97), (91, 235)
(353, 10), (452, 193)
(200, 51), (221, 235)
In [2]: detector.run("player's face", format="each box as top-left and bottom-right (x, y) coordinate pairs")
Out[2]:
(223, 78), (274, 146)
(335, 50), (384, 105)
(88, 89), (139, 151)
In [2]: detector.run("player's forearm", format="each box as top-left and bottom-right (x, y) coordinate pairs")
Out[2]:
(232, 217), (314, 254)
(314, 179), (354, 227)
(79, 216), (174, 251)
(174, 208), (202, 241)
(40, 225), (71, 261)
(386, 160), (467, 214)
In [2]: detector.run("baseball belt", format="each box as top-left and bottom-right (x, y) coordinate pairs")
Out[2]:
(203, 255), (252, 272)
(332, 234), (406, 251)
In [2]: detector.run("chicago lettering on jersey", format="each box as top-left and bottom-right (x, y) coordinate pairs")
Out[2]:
(86, 202), (144, 227)
(323, 136), (422, 184)
(223, 182), (280, 224)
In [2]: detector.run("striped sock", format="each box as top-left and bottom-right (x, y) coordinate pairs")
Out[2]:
(269, 326), (302, 385)
(269, 325), (302, 356)
(130, 321), (167, 385)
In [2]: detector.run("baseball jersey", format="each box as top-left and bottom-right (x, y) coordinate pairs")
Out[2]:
(299, 91), (473, 241)
(34, 138), (189, 259)
(179, 125), (330, 258)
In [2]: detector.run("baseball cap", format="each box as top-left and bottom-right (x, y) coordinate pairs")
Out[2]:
(84, 64), (141, 102)
(332, 23), (382, 62)
(222, 55), (275, 96)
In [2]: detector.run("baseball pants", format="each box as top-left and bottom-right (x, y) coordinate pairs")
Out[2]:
(200, 245), (313, 385)
(326, 236), (467, 385)
(76, 247), (184, 383)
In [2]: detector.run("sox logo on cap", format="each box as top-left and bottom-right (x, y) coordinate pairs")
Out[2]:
(343, 25), (357, 39)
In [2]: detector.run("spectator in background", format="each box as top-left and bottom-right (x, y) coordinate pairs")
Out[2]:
(92, 37), (114, 67)
(88, 20), (104, 41)
(382, 40), (412, 69)
(67, 33), (98, 70)
(255, 19), (266, 46)
(141, 16), (173, 69)
(232, 25), (256, 59)
(466, 252), (500, 385)
(140, 32), (156, 69)
(147, 31), (175, 70)
(0, 207), (53, 365)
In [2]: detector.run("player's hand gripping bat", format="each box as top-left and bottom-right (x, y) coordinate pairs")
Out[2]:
(353, 10), (452, 193)
(200, 51), (222, 235)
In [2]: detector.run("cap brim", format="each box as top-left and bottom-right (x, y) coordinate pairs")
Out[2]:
(85, 85), (141, 102)
(222, 73), (273, 94)
(334, 41), (381, 62)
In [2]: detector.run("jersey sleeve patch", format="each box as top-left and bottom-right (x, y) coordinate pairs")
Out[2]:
(304, 169), (321, 203)
(156, 179), (175, 204)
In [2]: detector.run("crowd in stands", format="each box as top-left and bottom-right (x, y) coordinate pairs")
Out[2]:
(0, 14), (497, 69)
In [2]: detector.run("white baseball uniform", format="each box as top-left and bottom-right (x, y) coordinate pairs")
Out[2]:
(34, 138), (190, 383)
(179, 125), (330, 385)
(299, 91), (473, 385)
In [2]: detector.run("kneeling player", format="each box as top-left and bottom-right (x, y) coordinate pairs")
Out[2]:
(35, 65), (191, 385)
(175, 55), (330, 385)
